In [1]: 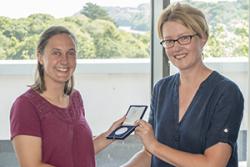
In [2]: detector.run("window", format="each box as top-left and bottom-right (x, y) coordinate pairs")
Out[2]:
(0, 0), (150, 60)
(0, 0), (151, 136)
(0, 1), (151, 166)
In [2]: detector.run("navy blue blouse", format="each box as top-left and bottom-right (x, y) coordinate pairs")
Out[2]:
(149, 71), (244, 167)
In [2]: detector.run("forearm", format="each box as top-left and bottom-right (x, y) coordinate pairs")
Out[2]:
(149, 141), (230, 167)
(93, 132), (113, 154)
(121, 149), (151, 167)
(38, 163), (55, 167)
(18, 161), (55, 167)
(150, 142), (205, 167)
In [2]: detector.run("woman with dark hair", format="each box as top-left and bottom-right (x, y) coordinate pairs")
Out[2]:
(10, 26), (124, 167)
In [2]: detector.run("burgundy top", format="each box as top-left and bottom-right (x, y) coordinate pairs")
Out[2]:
(10, 88), (95, 167)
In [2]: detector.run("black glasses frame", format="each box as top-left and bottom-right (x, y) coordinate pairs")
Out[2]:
(160, 34), (199, 49)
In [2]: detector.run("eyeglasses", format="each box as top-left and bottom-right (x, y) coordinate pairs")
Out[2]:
(160, 34), (198, 49)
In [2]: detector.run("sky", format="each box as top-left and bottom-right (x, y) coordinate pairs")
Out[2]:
(0, 0), (231, 18)
(0, 0), (149, 18)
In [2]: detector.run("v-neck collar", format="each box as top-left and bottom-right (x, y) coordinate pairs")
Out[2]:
(174, 71), (217, 125)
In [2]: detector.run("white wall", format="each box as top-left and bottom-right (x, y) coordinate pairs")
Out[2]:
(75, 73), (151, 135)
(0, 59), (151, 139)
(0, 58), (248, 139)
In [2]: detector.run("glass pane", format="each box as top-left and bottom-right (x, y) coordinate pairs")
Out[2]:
(0, 1), (151, 167)
(0, 0), (150, 59)
(170, 0), (249, 166)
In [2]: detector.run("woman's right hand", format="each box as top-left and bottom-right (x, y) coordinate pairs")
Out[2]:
(135, 120), (158, 153)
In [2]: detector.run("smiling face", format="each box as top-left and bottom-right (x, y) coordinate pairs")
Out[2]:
(38, 33), (76, 88)
(162, 21), (207, 71)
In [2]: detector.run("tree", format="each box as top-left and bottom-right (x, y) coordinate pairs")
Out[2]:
(0, 0), (248, 60)
(118, 31), (149, 58)
(88, 20), (121, 58)
(9, 35), (38, 59)
(77, 31), (96, 59)
(27, 14), (54, 35)
(0, 32), (10, 59)
(3, 20), (28, 41)
(204, 24), (226, 57)
(80, 3), (115, 24)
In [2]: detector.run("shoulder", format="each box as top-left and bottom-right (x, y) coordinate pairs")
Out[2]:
(153, 73), (178, 91)
(209, 71), (244, 109)
(11, 89), (36, 110)
(10, 89), (40, 129)
(70, 89), (82, 99)
(10, 89), (39, 115)
(10, 89), (42, 139)
(70, 89), (84, 106)
(213, 71), (243, 97)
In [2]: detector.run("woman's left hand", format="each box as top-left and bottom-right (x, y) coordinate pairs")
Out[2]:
(135, 120), (157, 152)
(106, 116), (126, 136)
(94, 116), (126, 154)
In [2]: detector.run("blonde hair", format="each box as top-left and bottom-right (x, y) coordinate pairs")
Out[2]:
(157, 2), (209, 40)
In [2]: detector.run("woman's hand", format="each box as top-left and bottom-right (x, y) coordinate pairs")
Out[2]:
(105, 116), (126, 136)
(135, 120), (158, 153)
(94, 116), (126, 154)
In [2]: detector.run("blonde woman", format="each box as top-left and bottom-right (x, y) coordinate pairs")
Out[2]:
(123, 3), (243, 167)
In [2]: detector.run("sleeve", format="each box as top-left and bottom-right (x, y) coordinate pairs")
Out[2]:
(10, 96), (42, 140)
(73, 90), (85, 116)
(205, 82), (244, 150)
(148, 81), (160, 130)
